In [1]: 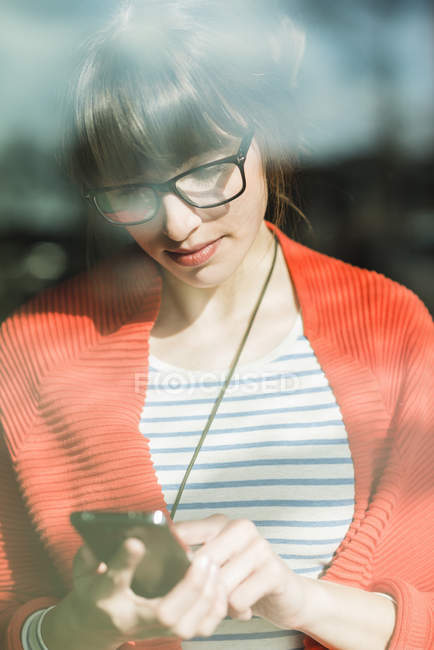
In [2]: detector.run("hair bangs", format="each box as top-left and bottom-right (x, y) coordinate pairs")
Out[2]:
(70, 38), (248, 188)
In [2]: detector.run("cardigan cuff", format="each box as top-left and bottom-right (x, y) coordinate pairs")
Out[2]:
(303, 579), (432, 650)
(5, 599), (182, 650)
(370, 578), (432, 650)
(5, 598), (58, 650)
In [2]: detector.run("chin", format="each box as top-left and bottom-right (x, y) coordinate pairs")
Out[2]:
(174, 261), (236, 288)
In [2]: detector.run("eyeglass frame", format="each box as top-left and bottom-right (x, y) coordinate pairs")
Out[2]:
(83, 129), (254, 226)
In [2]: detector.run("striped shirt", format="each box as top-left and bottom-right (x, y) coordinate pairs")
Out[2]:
(141, 312), (355, 649)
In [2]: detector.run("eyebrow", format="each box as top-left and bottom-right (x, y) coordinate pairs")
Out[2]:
(178, 137), (240, 169)
(141, 139), (241, 183)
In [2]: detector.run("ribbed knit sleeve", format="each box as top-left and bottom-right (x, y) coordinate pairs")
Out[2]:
(368, 289), (434, 649)
(0, 250), (164, 649)
(0, 267), (111, 647)
(0, 283), (89, 648)
(371, 580), (433, 649)
(300, 278), (434, 650)
(0, 313), (41, 459)
(0, 434), (61, 649)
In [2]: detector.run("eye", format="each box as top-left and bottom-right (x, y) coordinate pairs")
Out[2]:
(178, 165), (223, 191)
(192, 166), (220, 180)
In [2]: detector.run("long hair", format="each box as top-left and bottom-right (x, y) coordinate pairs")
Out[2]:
(64, 0), (307, 233)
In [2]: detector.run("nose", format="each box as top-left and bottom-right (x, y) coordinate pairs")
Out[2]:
(160, 193), (202, 241)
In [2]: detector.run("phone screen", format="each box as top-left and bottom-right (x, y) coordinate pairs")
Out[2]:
(70, 510), (190, 598)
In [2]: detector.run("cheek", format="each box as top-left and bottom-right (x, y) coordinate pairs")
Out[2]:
(126, 220), (162, 254)
(239, 166), (268, 231)
(256, 174), (268, 218)
(243, 145), (268, 215)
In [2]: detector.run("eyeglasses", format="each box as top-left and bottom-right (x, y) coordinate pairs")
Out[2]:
(83, 130), (254, 226)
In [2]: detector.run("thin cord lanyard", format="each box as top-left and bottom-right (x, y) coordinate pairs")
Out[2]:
(170, 233), (278, 519)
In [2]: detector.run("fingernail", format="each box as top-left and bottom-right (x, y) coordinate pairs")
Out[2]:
(96, 562), (107, 574)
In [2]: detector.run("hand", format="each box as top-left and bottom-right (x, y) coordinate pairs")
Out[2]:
(42, 539), (227, 650)
(174, 514), (306, 630)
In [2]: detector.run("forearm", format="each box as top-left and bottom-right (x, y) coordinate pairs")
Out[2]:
(293, 577), (397, 650)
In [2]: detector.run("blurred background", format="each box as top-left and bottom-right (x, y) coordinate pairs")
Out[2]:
(1, 0), (433, 321)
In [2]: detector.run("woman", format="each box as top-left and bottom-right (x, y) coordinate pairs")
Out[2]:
(0, 1), (432, 649)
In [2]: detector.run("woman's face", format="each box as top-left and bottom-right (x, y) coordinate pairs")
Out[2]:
(125, 134), (269, 289)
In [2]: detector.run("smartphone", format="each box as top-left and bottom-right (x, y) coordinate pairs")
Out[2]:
(70, 509), (190, 598)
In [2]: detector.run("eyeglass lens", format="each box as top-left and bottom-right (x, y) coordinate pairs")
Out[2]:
(93, 161), (243, 224)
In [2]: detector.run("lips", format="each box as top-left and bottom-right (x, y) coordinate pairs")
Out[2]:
(165, 237), (222, 267)
(166, 239), (220, 255)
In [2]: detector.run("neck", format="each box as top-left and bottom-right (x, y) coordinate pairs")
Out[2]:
(155, 222), (276, 334)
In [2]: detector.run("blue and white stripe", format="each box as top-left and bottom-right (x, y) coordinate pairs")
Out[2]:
(140, 313), (355, 649)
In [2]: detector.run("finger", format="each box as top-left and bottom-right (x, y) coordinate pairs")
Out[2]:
(228, 604), (252, 621)
(196, 579), (229, 637)
(171, 563), (223, 639)
(220, 535), (270, 594)
(155, 554), (215, 630)
(73, 544), (101, 579)
(103, 537), (146, 592)
(174, 514), (228, 546)
(195, 518), (258, 568)
(229, 561), (281, 614)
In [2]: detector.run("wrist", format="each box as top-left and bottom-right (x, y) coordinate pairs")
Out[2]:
(290, 577), (397, 650)
(259, 570), (315, 631)
(283, 575), (322, 631)
(290, 576), (331, 631)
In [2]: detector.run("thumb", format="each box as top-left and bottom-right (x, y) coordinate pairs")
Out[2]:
(73, 544), (104, 579)
(104, 537), (146, 591)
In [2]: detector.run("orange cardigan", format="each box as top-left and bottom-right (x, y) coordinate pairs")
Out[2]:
(0, 224), (433, 650)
